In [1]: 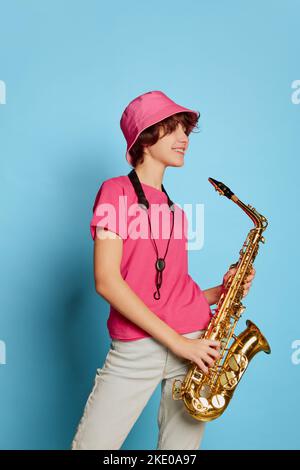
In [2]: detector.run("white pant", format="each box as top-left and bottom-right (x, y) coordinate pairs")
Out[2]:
(71, 329), (206, 450)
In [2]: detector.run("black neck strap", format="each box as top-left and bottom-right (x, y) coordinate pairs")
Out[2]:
(127, 168), (175, 300)
(127, 169), (174, 210)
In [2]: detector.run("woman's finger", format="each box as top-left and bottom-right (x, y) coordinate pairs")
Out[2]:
(198, 359), (209, 374)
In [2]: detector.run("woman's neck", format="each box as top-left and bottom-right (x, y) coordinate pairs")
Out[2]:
(134, 166), (165, 191)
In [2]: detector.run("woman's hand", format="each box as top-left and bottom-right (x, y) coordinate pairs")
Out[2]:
(171, 337), (221, 374)
(222, 266), (256, 298)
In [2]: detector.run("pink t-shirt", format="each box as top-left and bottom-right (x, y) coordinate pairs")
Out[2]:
(90, 175), (212, 341)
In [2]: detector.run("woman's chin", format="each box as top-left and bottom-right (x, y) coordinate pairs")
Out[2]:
(173, 158), (184, 167)
(164, 157), (185, 168)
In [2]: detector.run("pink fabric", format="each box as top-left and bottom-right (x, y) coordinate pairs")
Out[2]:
(90, 175), (212, 341)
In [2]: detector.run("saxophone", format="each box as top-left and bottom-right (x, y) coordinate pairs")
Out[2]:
(172, 178), (271, 421)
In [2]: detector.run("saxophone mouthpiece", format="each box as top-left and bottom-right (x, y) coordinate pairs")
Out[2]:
(208, 177), (235, 200)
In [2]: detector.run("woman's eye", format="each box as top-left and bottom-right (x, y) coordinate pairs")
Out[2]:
(176, 122), (189, 135)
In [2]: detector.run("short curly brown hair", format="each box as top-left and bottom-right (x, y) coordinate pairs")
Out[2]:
(128, 111), (200, 168)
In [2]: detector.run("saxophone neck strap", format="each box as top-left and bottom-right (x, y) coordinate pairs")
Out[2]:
(127, 169), (174, 210)
(127, 168), (175, 301)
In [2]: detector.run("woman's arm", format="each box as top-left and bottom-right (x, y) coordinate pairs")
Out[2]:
(93, 227), (182, 350)
(202, 266), (257, 306)
(203, 285), (223, 306)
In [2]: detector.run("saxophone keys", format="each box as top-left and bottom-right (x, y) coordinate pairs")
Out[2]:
(211, 394), (226, 409)
(192, 397), (209, 412)
(172, 379), (183, 400)
(199, 383), (212, 399)
(198, 397), (209, 408)
(238, 305), (246, 315)
(220, 370), (238, 389)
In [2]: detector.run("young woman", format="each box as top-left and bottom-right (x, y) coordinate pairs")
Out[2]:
(71, 90), (255, 450)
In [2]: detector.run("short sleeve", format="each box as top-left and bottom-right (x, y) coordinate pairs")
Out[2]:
(90, 180), (127, 240)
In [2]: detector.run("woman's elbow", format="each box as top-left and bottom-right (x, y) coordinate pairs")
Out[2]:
(95, 279), (109, 296)
(95, 273), (122, 296)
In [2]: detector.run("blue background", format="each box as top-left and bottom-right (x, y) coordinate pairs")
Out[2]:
(0, 0), (299, 450)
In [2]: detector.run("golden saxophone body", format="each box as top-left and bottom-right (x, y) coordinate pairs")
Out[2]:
(172, 178), (271, 421)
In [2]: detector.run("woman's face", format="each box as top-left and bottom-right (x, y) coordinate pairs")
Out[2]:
(143, 122), (189, 168)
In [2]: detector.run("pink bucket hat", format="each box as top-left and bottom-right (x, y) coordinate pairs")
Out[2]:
(120, 90), (200, 166)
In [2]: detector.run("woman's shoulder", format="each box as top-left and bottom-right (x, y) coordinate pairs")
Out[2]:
(101, 174), (131, 192)
(92, 175), (133, 216)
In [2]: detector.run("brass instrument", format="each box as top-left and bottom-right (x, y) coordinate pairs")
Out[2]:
(172, 178), (271, 421)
